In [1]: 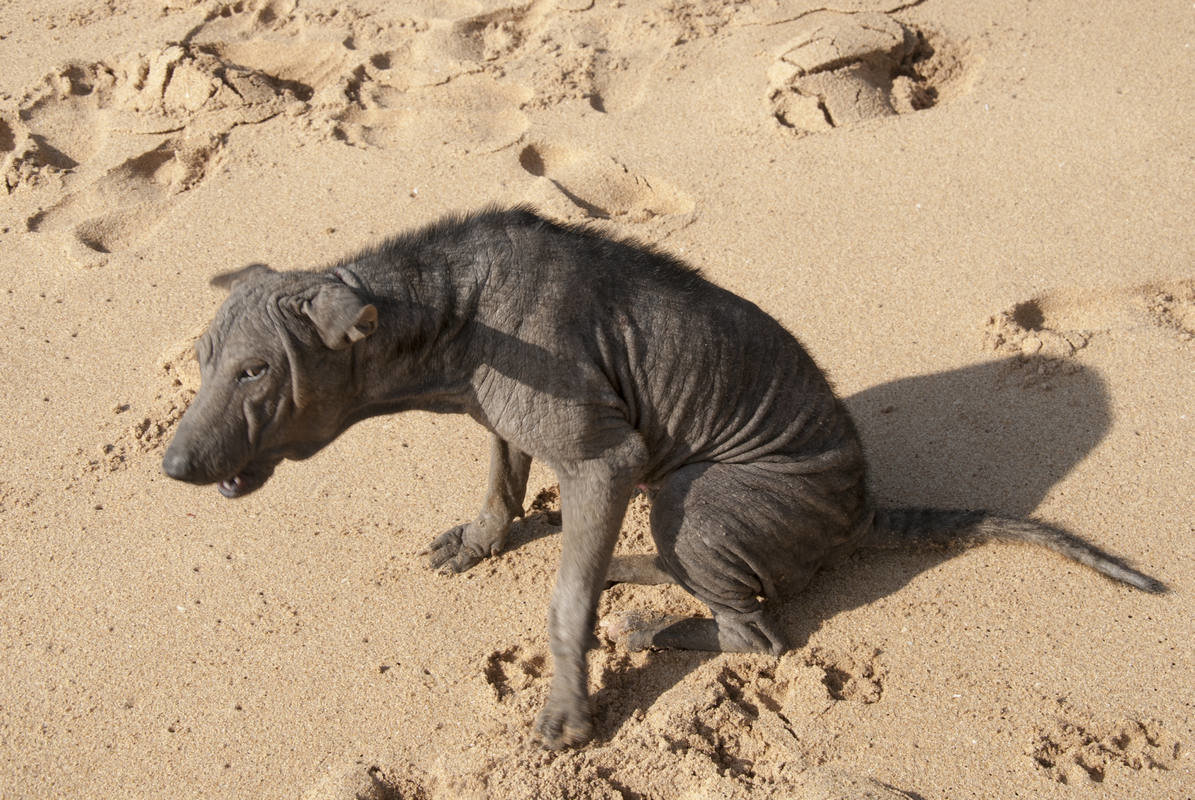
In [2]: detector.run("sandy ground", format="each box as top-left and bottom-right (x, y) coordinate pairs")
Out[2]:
(1, 0), (1192, 797)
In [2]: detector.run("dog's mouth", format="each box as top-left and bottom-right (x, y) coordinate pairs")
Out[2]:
(216, 461), (276, 498)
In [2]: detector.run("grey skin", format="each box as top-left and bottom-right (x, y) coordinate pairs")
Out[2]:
(162, 207), (1166, 748)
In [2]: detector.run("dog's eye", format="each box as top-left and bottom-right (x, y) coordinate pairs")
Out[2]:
(238, 363), (268, 382)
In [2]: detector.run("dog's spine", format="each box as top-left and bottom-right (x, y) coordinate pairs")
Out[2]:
(865, 507), (1168, 594)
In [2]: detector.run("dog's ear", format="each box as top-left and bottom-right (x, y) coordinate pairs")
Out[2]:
(301, 282), (378, 349)
(211, 263), (275, 292)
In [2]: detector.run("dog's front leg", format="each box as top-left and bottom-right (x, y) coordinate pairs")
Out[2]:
(425, 435), (531, 573)
(535, 452), (639, 748)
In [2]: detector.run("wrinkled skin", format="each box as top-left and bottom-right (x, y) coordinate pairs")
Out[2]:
(163, 209), (870, 748)
(163, 264), (380, 498)
(163, 208), (1162, 749)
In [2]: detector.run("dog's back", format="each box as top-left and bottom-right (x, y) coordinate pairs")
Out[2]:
(349, 208), (866, 487)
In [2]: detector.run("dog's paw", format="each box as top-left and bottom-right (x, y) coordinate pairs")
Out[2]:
(600, 611), (682, 651)
(423, 523), (491, 573)
(534, 699), (594, 749)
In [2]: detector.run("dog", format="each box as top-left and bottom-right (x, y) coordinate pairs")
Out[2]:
(162, 207), (1165, 748)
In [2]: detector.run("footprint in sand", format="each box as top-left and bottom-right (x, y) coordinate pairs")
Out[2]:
(441, 0), (552, 66)
(186, 0), (302, 37)
(332, 72), (532, 154)
(6, 65), (116, 194)
(18, 45), (309, 265)
(804, 646), (886, 704)
(389, 1), (671, 113)
(188, 0), (538, 150)
(2, 114), (62, 193)
(398, 0), (553, 85)
(984, 279), (1195, 360)
(518, 141), (694, 224)
(322, 2), (565, 151)
(27, 135), (223, 264)
(1030, 708), (1182, 785)
(767, 12), (971, 135)
(520, 2), (673, 113)
(484, 643), (548, 704)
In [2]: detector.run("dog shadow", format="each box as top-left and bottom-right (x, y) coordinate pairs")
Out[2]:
(580, 355), (1113, 740)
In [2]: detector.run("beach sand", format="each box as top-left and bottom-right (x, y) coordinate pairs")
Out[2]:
(1, 0), (1191, 797)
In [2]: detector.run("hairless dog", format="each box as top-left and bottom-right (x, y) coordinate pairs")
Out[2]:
(163, 207), (1165, 748)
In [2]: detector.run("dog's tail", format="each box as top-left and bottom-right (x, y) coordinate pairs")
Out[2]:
(862, 507), (1168, 594)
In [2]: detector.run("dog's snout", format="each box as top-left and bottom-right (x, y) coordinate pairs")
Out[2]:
(162, 445), (198, 482)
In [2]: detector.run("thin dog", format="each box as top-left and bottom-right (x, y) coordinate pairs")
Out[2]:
(163, 207), (1165, 748)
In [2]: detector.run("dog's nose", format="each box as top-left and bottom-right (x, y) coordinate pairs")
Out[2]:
(162, 446), (196, 481)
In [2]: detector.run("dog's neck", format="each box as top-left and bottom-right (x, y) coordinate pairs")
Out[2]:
(336, 256), (491, 420)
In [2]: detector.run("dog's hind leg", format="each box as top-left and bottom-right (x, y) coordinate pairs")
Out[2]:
(611, 461), (863, 656)
(425, 435), (531, 572)
(622, 609), (786, 654)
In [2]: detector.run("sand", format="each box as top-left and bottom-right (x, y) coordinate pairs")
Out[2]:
(1, 0), (1191, 797)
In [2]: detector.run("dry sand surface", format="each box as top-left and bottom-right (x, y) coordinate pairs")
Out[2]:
(1, 0), (1192, 797)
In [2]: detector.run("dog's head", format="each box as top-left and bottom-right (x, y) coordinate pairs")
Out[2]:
(162, 264), (378, 498)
